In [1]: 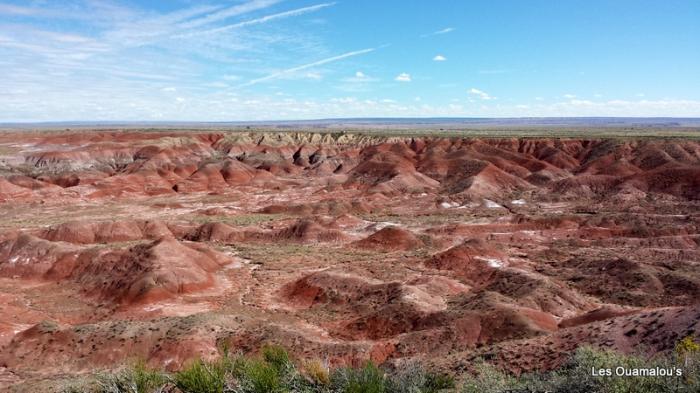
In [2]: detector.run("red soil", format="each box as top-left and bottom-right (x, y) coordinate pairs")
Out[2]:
(352, 226), (423, 251)
(0, 131), (699, 390)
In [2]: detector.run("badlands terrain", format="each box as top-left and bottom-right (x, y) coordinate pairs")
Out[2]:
(0, 128), (699, 390)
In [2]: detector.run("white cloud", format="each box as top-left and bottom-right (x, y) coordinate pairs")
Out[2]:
(241, 47), (376, 86)
(435, 27), (455, 34)
(563, 93), (576, 99)
(330, 97), (357, 104)
(4, 2), (697, 121)
(395, 73), (411, 82)
(422, 27), (455, 37)
(433, 55), (446, 61)
(305, 72), (322, 80)
(0, 4), (42, 16)
(336, 72), (378, 92)
(535, 96), (544, 101)
(469, 88), (493, 100)
(550, 99), (700, 116)
(175, 2), (336, 38)
(177, 0), (281, 30)
(5, 91), (700, 121)
(343, 71), (377, 82)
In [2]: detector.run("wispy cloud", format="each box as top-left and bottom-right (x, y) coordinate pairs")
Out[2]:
(469, 88), (493, 100)
(421, 27), (455, 37)
(4, 2), (695, 121)
(563, 93), (576, 99)
(341, 71), (378, 82)
(335, 71), (380, 92)
(175, 2), (336, 38)
(240, 47), (376, 86)
(0, 0), (343, 120)
(0, 3), (42, 16)
(479, 69), (510, 74)
(395, 72), (411, 82)
(178, 0), (281, 29)
(305, 71), (323, 80)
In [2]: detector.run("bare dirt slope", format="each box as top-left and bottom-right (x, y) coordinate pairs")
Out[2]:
(0, 130), (699, 389)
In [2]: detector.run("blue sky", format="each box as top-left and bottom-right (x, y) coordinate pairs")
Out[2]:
(1, 0), (699, 121)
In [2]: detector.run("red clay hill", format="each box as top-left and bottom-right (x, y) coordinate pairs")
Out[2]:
(0, 130), (698, 389)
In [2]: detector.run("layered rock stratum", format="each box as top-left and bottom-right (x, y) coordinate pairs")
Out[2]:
(0, 130), (698, 389)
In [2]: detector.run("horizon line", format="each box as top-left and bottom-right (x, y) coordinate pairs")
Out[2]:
(3, 116), (700, 124)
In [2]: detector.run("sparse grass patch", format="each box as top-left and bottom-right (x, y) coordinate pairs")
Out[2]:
(189, 213), (287, 227)
(93, 360), (167, 393)
(232, 357), (285, 393)
(262, 344), (293, 373)
(461, 345), (700, 393)
(303, 359), (331, 386)
(62, 342), (700, 393)
(174, 358), (227, 393)
(332, 362), (387, 393)
(230, 243), (377, 267)
(387, 361), (454, 393)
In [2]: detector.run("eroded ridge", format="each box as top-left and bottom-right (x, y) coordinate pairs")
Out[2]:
(0, 130), (699, 388)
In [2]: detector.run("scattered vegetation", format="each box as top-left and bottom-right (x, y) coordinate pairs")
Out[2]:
(227, 243), (377, 268)
(190, 213), (287, 227)
(332, 362), (387, 393)
(174, 358), (227, 393)
(92, 360), (167, 393)
(462, 341), (700, 393)
(676, 335), (700, 368)
(61, 345), (453, 393)
(61, 339), (700, 393)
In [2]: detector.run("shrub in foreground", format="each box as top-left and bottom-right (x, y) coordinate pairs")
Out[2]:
(61, 337), (700, 393)
(331, 362), (387, 393)
(174, 358), (227, 393)
(94, 360), (167, 393)
(461, 344), (700, 393)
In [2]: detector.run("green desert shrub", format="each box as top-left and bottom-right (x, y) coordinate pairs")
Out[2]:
(460, 361), (523, 393)
(558, 345), (695, 393)
(93, 360), (168, 393)
(332, 362), (388, 393)
(303, 359), (331, 387)
(64, 340), (700, 393)
(228, 345), (297, 393)
(461, 345), (699, 393)
(422, 372), (456, 392)
(174, 358), (227, 393)
(234, 358), (286, 393)
(386, 361), (454, 393)
(262, 344), (293, 374)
